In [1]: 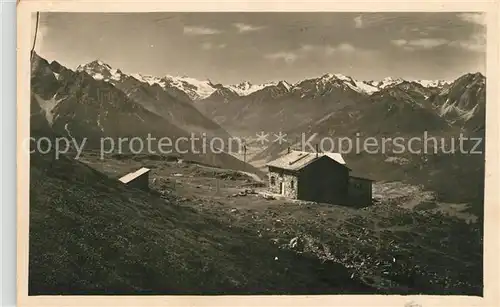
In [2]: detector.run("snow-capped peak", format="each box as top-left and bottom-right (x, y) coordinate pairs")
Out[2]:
(366, 77), (405, 89)
(80, 61), (219, 100)
(162, 75), (217, 100)
(234, 81), (252, 89)
(130, 74), (162, 86)
(321, 73), (334, 79)
(366, 77), (452, 90)
(77, 60), (123, 82)
(413, 79), (453, 88)
(227, 81), (277, 96)
(95, 60), (111, 69)
(352, 80), (379, 94)
(332, 73), (351, 82)
(127, 73), (217, 100)
(316, 73), (378, 94)
(319, 73), (354, 83)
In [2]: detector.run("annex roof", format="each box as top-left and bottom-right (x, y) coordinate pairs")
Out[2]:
(118, 167), (151, 184)
(349, 174), (375, 182)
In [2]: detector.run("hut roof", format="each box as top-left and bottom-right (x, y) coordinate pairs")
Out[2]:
(266, 150), (347, 171)
(349, 174), (375, 182)
(118, 167), (151, 184)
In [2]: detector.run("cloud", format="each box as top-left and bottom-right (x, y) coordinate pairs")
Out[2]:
(297, 44), (334, 56)
(298, 44), (316, 52)
(449, 40), (484, 52)
(392, 38), (449, 50)
(457, 13), (486, 26)
(453, 13), (486, 52)
(266, 42), (360, 63)
(337, 43), (356, 52)
(449, 32), (485, 52)
(393, 35), (485, 53)
(264, 52), (299, 64)
(201, 42), (227, 50)
(300, 43), (356, 55)
(409, 38), (449, 49)
(324, 45), (337, 55)
(391, 39), (407, 47)
(183, 26), (221, 35)
(354, 15), (363, 28)
(392, 13), (486, 53)
(233, 23), (266, 33)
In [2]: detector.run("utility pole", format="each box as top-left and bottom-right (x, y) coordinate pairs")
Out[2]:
(31, 12), (40, 60)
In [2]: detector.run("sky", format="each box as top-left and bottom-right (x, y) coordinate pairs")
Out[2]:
(32, 12), (486, 85)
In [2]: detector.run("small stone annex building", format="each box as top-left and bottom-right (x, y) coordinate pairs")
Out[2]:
(118, 167), (151, 191)
(266, 150), (373, 206)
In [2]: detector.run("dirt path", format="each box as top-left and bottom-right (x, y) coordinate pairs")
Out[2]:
(238, 171), (264, 182)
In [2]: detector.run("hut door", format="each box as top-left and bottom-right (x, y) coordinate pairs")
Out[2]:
(279, 182), (283, 194)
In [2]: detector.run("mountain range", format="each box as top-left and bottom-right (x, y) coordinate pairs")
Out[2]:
(46, 57), (482, 138)
(197, 72), (483, 137)
(67, 58), (483, 137)
(76, 60), (456, 101)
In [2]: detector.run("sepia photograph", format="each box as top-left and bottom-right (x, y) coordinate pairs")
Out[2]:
(21, 4), (495, 303)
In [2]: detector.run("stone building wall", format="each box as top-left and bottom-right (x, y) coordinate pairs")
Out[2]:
(268, 170), (298, 199)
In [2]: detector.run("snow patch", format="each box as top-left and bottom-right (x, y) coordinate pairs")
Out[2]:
(33, 94), (63, 125)
(440, 99), (479, 121)
(64, 123), (74, 138)
(93, 73), (104, 80)
(333, 73), (351, 82)
(278, 81), (291, 91)
(415, 79), (453, 88)
(353, 80), (379, 94)
(109, 68), (122, 81)
(228, 81), (276, 96)
(311, 73), (380, 95)
(97, 116), (104, 132)
(164, 75), (217, 100)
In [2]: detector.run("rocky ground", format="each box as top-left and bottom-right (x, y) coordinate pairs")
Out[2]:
(79, 152), (483, 295)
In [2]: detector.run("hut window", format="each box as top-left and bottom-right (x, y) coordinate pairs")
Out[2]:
(290, 180), (295, 189)
(270, 176), (276, 185)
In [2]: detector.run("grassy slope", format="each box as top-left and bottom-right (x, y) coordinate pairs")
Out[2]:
(29, 152), (373, 295)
